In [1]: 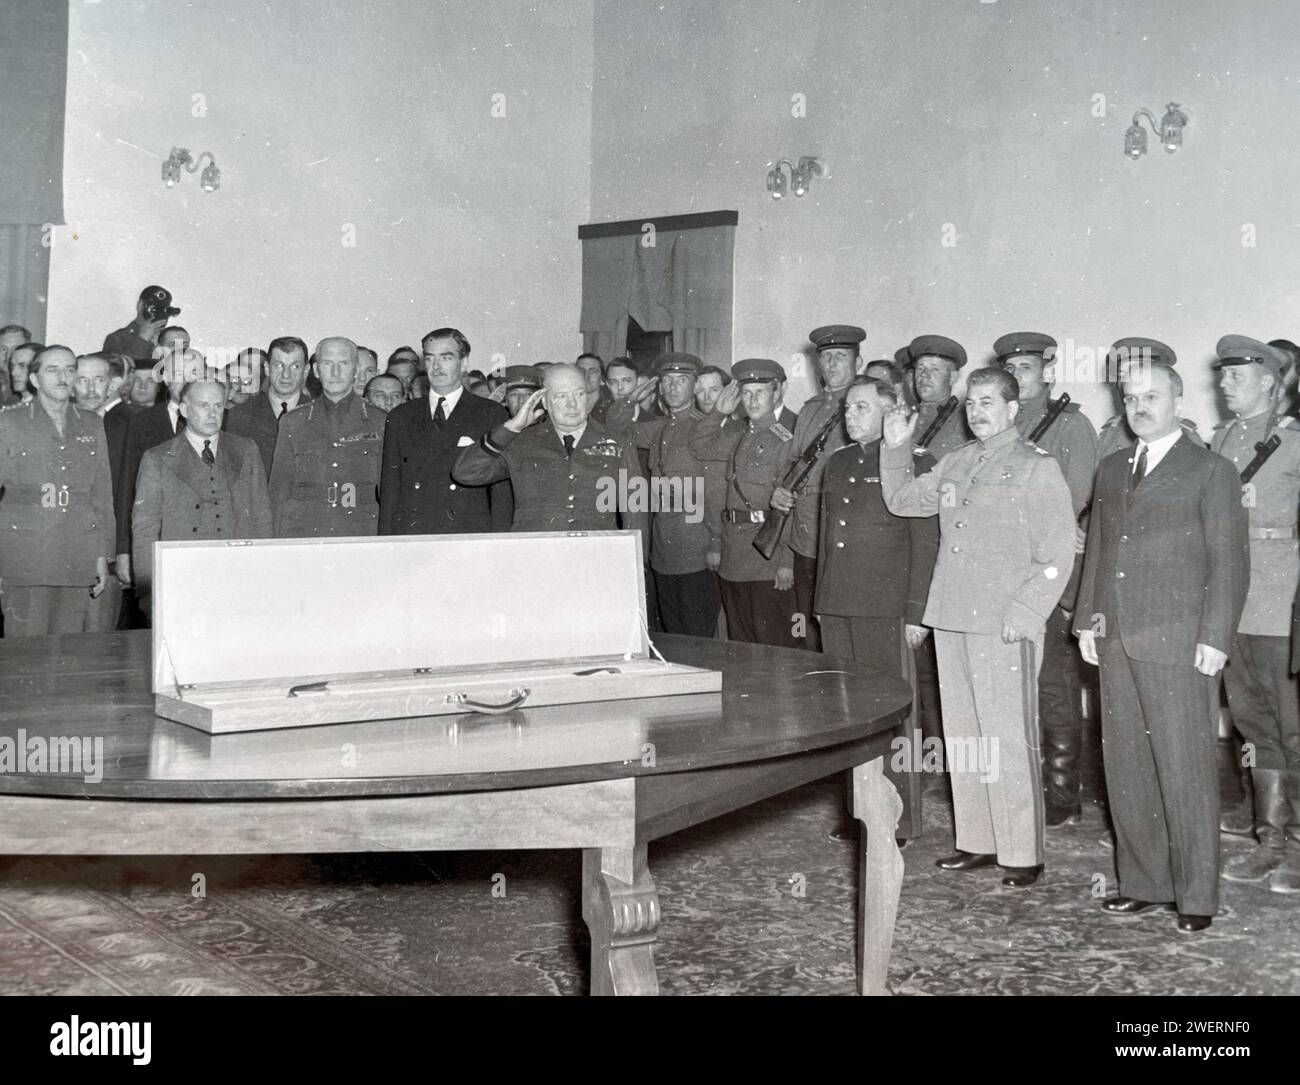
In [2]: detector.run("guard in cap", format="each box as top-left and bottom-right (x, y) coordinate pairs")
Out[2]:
(770, 325), (867, 651)
(1211, 335), (1300, 891)
(1268, 338), (1299, 419)
(103, 286), (181, 365)
(1098, 338), (1204, 458)
(908, 334), (972, 461)
(689, 358), (799, 647)
(881, 366), (1077, 886)
(503, 365), (542, 416)
(997, 331), (1099, 825)
(606, 352), (717, 637)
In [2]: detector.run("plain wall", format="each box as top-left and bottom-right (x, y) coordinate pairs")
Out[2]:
(50, 0), (593, 370)
(591, 0), (1300, 429)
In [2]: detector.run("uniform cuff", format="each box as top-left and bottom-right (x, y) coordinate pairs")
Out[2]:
(483, 424), (517, 454)
(880, 441), (915, 470)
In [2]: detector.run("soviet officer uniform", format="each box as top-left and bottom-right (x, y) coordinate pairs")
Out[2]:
(269, 392), (385, 537)
(882, 422), (1076, 871)
(1210, 337), (1300, 888)
(787, 324), (864, 651)
(689, 358), (799, 648)
(609, 353), (718, 637)
(818, 437), (940, 839)
(0, 401), (115, 635)
(453, 414), (648, 552)
(1097, 338), (1205, 460)
(906, 335), (972, 461)
(996, 331), (1100, 823)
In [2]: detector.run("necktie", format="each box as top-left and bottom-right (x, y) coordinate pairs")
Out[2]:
(434, 397), (447, 425)
(1129, 443), (1148, 491)
(202, 439), (215, 466)
(563, 434), (575, 458)
(277, 401), (288, 421)
(176, 411), (187, 432)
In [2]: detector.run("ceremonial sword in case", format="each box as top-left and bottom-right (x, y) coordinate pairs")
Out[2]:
(151, 531), (721, 734)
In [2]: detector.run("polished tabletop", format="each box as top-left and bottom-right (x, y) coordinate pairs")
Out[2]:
(0, 632), (910, 800)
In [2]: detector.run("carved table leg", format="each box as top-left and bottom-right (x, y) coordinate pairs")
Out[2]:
(852, 756), (904, 995)
(582, 843), (660, 996)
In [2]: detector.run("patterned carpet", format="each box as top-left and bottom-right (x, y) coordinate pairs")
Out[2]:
(2, 778), (1297, 996)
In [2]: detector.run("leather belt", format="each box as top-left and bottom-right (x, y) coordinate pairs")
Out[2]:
(1249, 526), (1297, 540)
(723, 509), (766, 524)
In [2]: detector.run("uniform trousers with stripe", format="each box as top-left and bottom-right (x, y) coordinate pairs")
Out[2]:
(1097, 635), (1220, 915)
(1224, 633), (1300, 772)
(932, 629), (1045, 868)
(820, 615), (923, 840)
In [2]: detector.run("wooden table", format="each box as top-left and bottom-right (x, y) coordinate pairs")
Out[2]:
(0, 631), (910, 995)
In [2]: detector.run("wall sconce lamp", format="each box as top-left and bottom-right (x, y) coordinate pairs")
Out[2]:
(1124, 103), (1188, 159)
(766, 156), (823, 199)
(162, 147), (221, 192)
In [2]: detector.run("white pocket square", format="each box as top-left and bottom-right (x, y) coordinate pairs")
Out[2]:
(457, 435), (476, 447)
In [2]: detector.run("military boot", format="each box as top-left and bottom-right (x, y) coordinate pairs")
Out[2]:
(1223, 769), (1288, 882)
(1269, 771), (1300, 894)
(1042, 719), (1082, 826)
(1219, 737), (1255, 836)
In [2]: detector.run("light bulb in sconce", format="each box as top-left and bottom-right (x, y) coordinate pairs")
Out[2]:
(1160, 102), (1187, 154)
(766, 163), (788, 199)
(1124, 123), (1147, 159)
(200, 161), (221, 192)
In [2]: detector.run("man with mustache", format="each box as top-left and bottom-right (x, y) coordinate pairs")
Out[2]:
(1097, 338), (1203, 459)
(997, 332), (1099, 826)
(881, 367), (1076, 888)
(1210, 337), (1300, 893)
(379, 327), (512, 535)
(1076, 363), (1249, 932)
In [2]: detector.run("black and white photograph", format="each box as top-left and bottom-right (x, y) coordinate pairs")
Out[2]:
(0, 0), (1296, 1042)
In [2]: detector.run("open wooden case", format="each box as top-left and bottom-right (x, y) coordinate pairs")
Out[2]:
(152, 531), (722, 734)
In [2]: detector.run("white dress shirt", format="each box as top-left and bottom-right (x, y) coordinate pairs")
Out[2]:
(167, 399), (182, 433)
(428, 384), (465, 420)
(1133, 428), (1182, 478)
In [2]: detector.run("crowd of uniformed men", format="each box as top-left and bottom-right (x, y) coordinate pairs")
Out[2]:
(2, 283), (1299, 932)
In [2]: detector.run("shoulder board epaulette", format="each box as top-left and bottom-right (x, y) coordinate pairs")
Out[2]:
(1060, 400), (1080, 413)
(1100, 414), (1122, 430)
(1213, 418), (1230, 430)
(1179, 418), (1200, 433)
(831, 442), (854, 453)
(1032, 444), (1051, 455)
(912, 447), (930, 457)
(1278, 416), (1297, 429)
(770, 423), (794, 441)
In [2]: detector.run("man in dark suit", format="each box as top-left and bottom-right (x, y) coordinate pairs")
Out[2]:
(453, 363), (647, 550)
(379, 327), (511, 534)
(225, 336), (312, 480)
(132, 380), (272, 610)
(1075, 363), (1250, 932)
(817, 375), (939, 841)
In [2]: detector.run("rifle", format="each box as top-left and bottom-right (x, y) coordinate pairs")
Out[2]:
(753, 411), (842, 560)
(1028, 393), (1071, 444)
(916, 396), (959, 451)
(1240, 434), (1281, 484)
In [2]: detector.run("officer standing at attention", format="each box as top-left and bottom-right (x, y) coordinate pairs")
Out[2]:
(607, 353), (717, 637)
(0, 346), (114, 635)
(502, 365), (542, 417)
(1210, 336), (1300, 890)
(881, 367), (1076, 887)
(905, 335), (971, 461)
(269, 337), (385, 537)
(1097, 338), (1203, 459)
(997, 331), (1099, 825)
(690, 359), (800, 647)
(770, 324), (865, 651)
(817, 375), (939, 840)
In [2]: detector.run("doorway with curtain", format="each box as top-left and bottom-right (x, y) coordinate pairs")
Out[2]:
(577, 210), (736, 368)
